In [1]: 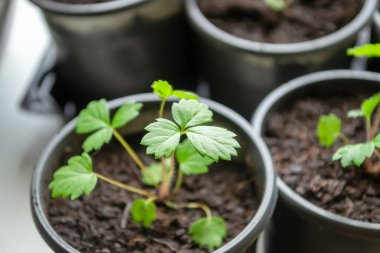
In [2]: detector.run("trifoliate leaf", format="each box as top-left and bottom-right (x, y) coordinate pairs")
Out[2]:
(176, 139), (213, 175)
(264, 0), (286, 11)
(172, 90), (199, 101)
(361, 93), (380, 119)
(186, 126), (240, 161)
(142, 159), (171, 186)
(82, 127), (113, 152)
(141, 118), (181, 158)
(347, 109), (364, 118)
(48, 153), (97, 200)
(111, 102), (143, 129)
(152, 80), (173, 99)
(347, 44), (380, 58)
(373, 133), (380, 148)
(317, 114), (341, 148)
(333, 142), (375, 167)
(172, 99), (213, 129)
(189, 217), (227, 250)
(76, 99), (110, 134)
(131, 198), (157, 228)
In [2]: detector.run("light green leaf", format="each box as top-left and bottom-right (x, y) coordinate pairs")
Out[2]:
(141, 118), (181, 158)
(82, 128), (113, 152)
(361, 93), (380, 119)
(176, 139), (213, 175)
(186, 126), (240, 161)
(264, 0), (286, 11)
(348, 44), (380, 58)
(373, 133), (380, 148)
(347, 109), (364, 118)
(151, 80), (173, 99)
(172, 99), (213, 129)
(131, 198), (157, 228)
(333, 142), (375, 167)
(76, 99), (110, 134)
(48, 153), (97, 200)
(111, 102), (143, 129)
(189, 217), (227, 250)
(142, 159), (171, 186)
(317, 114), (341, 148)
(172, 90), (199, 101)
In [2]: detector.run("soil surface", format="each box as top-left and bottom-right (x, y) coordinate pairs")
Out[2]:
(198, 0), (362, 43)
(45, 137), (259, 252)
(264, 95), (380, 223)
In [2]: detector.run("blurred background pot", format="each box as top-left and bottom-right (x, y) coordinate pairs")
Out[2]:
(185, 0), (377, 118)
(31, 93), (277, 253)
(30, 0), (196, 104)
(252, 70), (380, 253)
(373, 10), (380, 41)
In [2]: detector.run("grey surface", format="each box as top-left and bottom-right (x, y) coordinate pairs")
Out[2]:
(0, 0), (59, 252)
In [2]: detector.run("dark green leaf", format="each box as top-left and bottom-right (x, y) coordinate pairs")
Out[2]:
(361, 93), (380, 119)
(347, 44), (380, 58)
(76, 99), (110, 134)
(186, 126), (240, 161)
(151, 80), (173, 99)
(333, 142), (374, 167)
(111, 102), (143, 129)
(131, 198), (157, 228)
(189, 217), (227, 250)
(172, 90), (199, 101)
(172, 99), (213, 129)
(317, 114), (341, 148)
(176, 139), (213, 175)
(141, 118), (181, 158)
(48, 153), (97, 200)
(142, 159), (171, 186)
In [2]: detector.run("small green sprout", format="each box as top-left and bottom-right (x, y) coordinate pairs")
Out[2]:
(49, 80), (241, 250)
(264, 0), (287, 12)
(317, 92), (380, 173)
(348, 44), (380, 58)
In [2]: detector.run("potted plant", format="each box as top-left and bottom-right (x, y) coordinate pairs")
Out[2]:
(252, 70), (380, 253)
(185, 0), (377, 118)
(31, 81), (277, 253)
(29, 0), (196, 104)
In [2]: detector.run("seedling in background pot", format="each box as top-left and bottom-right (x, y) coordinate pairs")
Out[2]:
(348, 43), (380, 58)
(48, 80), (241, 250)
(264, 0), (294, 12)
(317, 93), (380, 174)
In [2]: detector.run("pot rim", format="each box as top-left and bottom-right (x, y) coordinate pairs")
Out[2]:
(251, 69), (380, 234)
(374, 10), (380, 28)
(29, 0), (150, 15)
(31, 93), (277, 253)
(185, 0), (377, 55)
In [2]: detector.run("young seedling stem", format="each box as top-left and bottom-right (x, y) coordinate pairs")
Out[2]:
(165, 201), (213, 220)
(172, 170), (183, 195)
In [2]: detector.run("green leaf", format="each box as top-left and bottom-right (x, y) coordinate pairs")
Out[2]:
(141, 118), (181, 158)
(373, 133), (380, 148)
(111, 102), (143, 129)
(317, 114), (341, 148)
(333, 142), (375, 167)
(142, 159), (171, 186)
(172, 99), (213, 129)
(172, 90), (199, 101)
(131, 198), (157, 228)
(189, 217), (227, 250)
(264, 0), (286, 11)
(151, 80), (173, 100)
(347, 44), (380, 58)
(82, 128), (113, 152)
(176, 139), (213, 175)
(347, 109), (364, 118)
(48, 153), (97, 200)
(361, 93), (380, 119)
(186, 126), (240, 161)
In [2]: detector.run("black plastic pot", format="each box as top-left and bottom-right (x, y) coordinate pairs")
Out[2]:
(31, 93), (277, 253)
(185, 0), (377, 118)
(252, 70), (380, 253)
(30, 0), (196, 103)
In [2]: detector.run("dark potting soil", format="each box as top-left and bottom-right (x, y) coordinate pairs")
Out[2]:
(198, 0), (362, 43)
(45, 138), (259, 253)
(264, 95), (380, 223)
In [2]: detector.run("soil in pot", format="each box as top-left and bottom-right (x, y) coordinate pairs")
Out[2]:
(263, 94), (380, 222)
(44, 135), (260, 253)
(198, 0), (362, 43)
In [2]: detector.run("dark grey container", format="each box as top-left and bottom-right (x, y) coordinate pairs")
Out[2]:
(31, 94), (277, 253)
(374, 11), (380, 42)
(30, 0), (196, 102)
(252, 70), (380, 253)
(185, 0), (377, 118)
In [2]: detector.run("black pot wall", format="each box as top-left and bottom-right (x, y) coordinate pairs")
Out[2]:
(252, 70), (380, 253)
(31, 0), (197, 104)
(186, 0), (377, 118)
